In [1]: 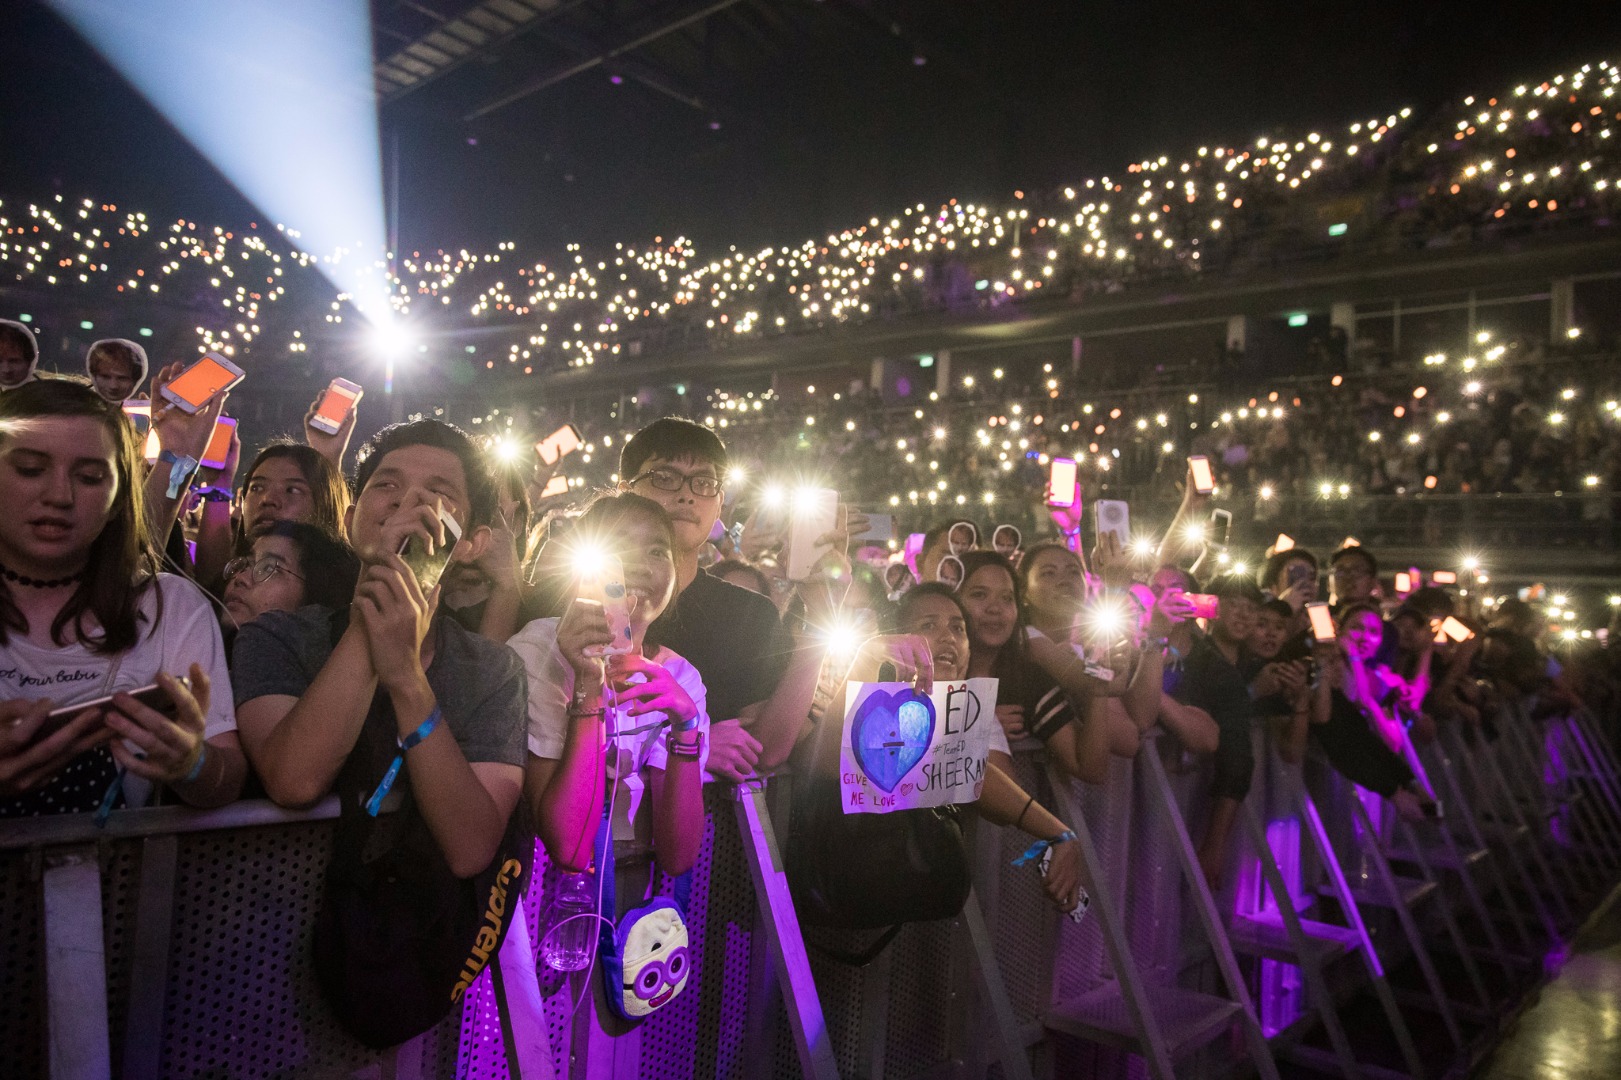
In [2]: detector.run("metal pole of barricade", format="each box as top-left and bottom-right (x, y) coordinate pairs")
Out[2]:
(1044, 764), (1178, 1080)
(730, 777), (842, 1080)
(1297, 789), (1429, 1080)
(1137, 745), (1281, 1080)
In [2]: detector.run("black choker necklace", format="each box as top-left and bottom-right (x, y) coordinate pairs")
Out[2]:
(0, 562), (82, 589)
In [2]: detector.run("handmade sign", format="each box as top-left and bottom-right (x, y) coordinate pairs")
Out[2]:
(840, 678), (997, 814)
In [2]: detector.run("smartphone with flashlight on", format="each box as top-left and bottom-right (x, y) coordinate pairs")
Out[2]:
(785, 487), (839, 581)
(1306, 602), (1337, 643)
(396, 503), (464, 585)
(1188, 455), (1216, 495)
(159, 352), (245, 414)
(1047, 457), (1079, 508)
(308, 378), (363, 435)
(577, 552), (634, 657)
(536, 424), (584, 466)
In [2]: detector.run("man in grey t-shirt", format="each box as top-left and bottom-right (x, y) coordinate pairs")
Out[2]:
(233, 418), (527, 880)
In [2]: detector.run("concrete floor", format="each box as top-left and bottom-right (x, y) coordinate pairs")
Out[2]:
(1478, 888), (1621, 1079)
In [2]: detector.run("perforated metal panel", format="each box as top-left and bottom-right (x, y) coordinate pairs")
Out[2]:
(155, 818), (462, 1078)
(0, 850), (44, 1080)
(101, 839), (141, 1078)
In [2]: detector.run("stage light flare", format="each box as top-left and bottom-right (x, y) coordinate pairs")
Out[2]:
(48, 0), (392, 321)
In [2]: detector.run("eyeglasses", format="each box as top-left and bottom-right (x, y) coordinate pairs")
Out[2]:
(223, 556), (304, 586)
(629, 468), (722, 498)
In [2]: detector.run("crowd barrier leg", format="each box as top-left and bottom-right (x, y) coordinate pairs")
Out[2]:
(1137, 747), (1281, 1080)
(1448, 725), (1569, 934)
(493, 906), (556, 1080)
(1555, 714), (1621, 863)
(1297, 790), (1428, 1080)
(1411, 738), (1536, 967)
(124, 834), (178, 1078)
(1043, 766), (1179, 1080)
(961, 888), (1037, 1080)
(1234, 802), (1364, 1080)
(1537, 717), (1621, 883)
(732, 779), (842, 1080)
(1344, 797), (1467, 1053)
(1560, 712), (1621, 828)
(1487, 716), (1585, 916)
(1388, 816), (1493, 1017)
(44, 844), (111, 1080)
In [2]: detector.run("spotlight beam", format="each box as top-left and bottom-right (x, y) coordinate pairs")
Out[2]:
(49, 0), (392, 322)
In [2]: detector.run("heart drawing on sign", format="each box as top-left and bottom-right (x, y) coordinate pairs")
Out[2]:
(849, 687), (936, 793)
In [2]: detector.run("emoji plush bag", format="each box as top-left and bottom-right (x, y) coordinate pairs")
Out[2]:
(593, 814), (694, 1021)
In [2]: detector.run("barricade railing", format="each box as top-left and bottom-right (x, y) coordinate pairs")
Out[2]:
(4, 704), (1617, 1080)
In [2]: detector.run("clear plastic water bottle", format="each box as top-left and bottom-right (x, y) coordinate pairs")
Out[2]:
(539, 871), (597, 971)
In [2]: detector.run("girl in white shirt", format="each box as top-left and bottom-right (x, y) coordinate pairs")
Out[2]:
(509, 493), (708, 877)
(0, 380), (245, 815)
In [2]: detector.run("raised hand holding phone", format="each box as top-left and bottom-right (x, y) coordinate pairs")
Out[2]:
(304, 379), (362, 465)
(158, 353), (244, 415)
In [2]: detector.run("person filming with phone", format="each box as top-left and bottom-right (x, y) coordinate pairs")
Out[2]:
(233, 419), (528, 875)
(0, 380), (245, 814)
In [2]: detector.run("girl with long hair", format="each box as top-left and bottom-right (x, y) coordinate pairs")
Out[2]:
(0, 380), (246, 814)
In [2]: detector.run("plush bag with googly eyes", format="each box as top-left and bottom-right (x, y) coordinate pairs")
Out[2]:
(593, 810), (695, 1021)
(610, 896), (692, 1018)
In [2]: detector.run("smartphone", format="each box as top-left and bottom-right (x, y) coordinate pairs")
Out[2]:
(1273, 533), (1296, 554)
(540, 474), (569, 499)
(1208, 508), (1232, 549)
(1394, 571), (1414, 595)
(37, 678), (189, 745)
(1094, 499), (1130, 550)
(160, 352), (245, 414)
(1186, 593), (1222, 620)
(1188, 455), (1215, 495)
(1047, 457), (1079, 508)
(947, 520), (978, 557)
(936, 553), (964, 588)
(854, 513), (896, 544)
(785, 487), (839, 581)
(1306, 602), (1336, 642)
(1439, 616), (1475, 643)
(308, 377), (363, 435)
(1431, 570), (1458, 585)
(124, 401), (162, 463)
(200, 416), (237, 470)
(396, 503), (464, 585)
(579, 553), (634, 657)
(535, 424), (584, 466)
(991, 524), (1021, 556)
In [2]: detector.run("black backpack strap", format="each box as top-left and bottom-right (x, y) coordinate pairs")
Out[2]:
(807, 923), (906, 968)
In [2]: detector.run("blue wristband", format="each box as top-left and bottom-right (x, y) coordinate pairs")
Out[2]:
(1011, 829), (1076, 868)
(157, 449), (199, 499)
(366, 708), (441, 817)
(181, 744), (208, 785)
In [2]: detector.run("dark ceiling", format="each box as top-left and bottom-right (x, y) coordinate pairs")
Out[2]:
(4, 1), (1619, 255)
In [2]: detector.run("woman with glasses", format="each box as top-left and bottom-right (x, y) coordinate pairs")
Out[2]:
(221, 521), (362, 634)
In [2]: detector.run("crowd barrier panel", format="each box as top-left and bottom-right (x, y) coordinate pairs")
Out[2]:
(6, 704), (1618, 1080)
(1011, 733), (1278, 1080)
